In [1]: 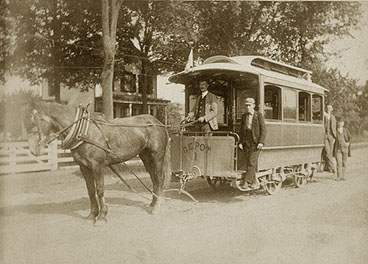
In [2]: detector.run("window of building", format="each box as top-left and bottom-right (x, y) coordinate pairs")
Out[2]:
(283, 87), (297, 120)
(120, 72), (136, 93)
(312, 94), (323, 123)
(132, 104), (142, 116)
(298, 92), (311, 122)
(264, 85), (281, 120)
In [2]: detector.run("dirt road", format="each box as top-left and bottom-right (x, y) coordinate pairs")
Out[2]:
(1, 148), (368, 264)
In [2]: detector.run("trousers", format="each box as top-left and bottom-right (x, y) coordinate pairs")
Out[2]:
(195, 122), (212, 133)
(335, 148), (348, 180)
(242, 146), (260, 184)
(324, 133), (336, 172)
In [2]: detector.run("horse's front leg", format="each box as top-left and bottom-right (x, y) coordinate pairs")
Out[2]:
(80, 165), (99, 221)
(94, 167), (108, 225)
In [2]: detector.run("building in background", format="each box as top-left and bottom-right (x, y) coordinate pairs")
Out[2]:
(94, 64), (169, 123)
(41, 64), (169, 123)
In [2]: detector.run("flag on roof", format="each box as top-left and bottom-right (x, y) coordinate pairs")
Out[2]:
(184, 48), (193, 72)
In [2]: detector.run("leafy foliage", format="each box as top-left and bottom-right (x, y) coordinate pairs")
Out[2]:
(0, 89), (41, 140)
(2, 1), (366, 135)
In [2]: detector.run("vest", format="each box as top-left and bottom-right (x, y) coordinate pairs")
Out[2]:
(196, 95), (206, 119)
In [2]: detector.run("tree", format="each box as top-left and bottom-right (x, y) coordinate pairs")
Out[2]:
(0, 0), (12, 82)
(8, 0), (104, 102)
(101, 0), (123, 120)
(118, 0), (189, 113)
(356, 81), (368, 133)
(0, 89), (41, 140)
(156, 102), (183, 126)
(266, 1), (361, 68)
(312, 67), (362, 134)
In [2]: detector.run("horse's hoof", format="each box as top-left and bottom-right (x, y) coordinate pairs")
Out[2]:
(86, 212), (98, 221)
(150, 205), (161, 215)
(94, 215), (107, 227)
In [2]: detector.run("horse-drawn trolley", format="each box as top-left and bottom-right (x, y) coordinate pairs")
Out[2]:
(169, 56), (326, 194)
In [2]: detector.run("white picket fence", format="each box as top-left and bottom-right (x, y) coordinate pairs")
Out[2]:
(0, 140), (78, 175)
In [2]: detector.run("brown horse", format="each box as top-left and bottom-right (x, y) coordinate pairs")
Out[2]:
(23, 101), (171, 224)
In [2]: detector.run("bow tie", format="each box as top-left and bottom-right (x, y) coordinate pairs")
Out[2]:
(247, 112), (253, 115)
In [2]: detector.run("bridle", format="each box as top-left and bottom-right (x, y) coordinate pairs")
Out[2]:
(30, 105), (200, 204)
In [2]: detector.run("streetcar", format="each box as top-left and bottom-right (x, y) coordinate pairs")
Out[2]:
(168, 55), (326, 194)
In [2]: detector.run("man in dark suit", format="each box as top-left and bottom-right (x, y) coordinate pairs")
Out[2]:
(323, 104), (337, 173)
(186, 80), (218, 132)
(239, 97), (266, 189)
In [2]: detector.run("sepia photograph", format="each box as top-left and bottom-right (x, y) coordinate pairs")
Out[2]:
(1, 0), (368, 263)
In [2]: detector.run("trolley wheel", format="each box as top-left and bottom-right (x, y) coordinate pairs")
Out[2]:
(262, 174), (282, 195)
(207, 177), (227, 190)
(293, 174), (307, 188)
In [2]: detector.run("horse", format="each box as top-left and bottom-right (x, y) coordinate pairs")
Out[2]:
(23, 101), (171, 225)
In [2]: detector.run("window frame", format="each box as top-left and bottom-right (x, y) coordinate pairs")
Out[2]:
(311, 94), (324, 124)
(298, 91), (312, 122)
(264, 85), (282, 121)
(282, 87), (298, 122)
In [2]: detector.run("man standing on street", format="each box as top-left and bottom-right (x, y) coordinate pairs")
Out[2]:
(333, 119), (351, 181)
(186, 79), (218, 132)
(323, 104), (337, 173)
(238, 97), (266, 189)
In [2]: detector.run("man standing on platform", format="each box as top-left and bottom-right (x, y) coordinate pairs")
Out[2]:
(238, 97), (266, 189)
(186, 79), (218, 132)
(323, 104), (337, 173)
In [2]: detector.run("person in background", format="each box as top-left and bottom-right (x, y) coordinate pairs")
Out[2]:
(323, 105), (336, 173)
(238, 97), (266, 189)
(186, 79), (218, 132)
(333, 119), (351, 181)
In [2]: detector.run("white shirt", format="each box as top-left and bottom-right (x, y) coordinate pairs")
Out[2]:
(246, 111), (254, 129)
(201, 91), (208, 99)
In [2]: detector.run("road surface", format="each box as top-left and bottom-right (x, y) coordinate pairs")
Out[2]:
(1, 147), (368, 264)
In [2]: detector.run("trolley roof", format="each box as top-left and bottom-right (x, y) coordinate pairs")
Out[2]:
(169, 55), (327, 94)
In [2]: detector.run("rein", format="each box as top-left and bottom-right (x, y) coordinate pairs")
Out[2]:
(36, 106), (199, 205)
(43, 107), (198, 146)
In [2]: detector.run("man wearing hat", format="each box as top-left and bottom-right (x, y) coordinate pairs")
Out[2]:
(186, 79), (218, 132)
(238, 97), (266, 189)
(323, 104), (337, 174)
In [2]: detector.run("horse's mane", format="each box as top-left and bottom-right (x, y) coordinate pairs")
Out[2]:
(36, 101), (75, 119)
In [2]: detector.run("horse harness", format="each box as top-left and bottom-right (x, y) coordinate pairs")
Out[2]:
(34, 105), (199, 204)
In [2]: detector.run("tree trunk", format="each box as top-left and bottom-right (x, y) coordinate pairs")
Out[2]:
(141, 61), (148, 114)
(53, 72), (61, 103)
(101, 0), (123, 120)
(101, 53), (115, 119)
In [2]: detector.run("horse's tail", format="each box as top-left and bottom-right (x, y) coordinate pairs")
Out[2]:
(163, 132), (172, 189)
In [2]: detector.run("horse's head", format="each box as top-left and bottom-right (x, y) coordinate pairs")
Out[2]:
(23, 109), (54, 156)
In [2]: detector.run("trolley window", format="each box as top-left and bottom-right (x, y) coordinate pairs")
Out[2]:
(264, 85), (281, 120)
(298, 92), (311, 122)
(283, 87), (297, 121)
(312, 94), (323, 123)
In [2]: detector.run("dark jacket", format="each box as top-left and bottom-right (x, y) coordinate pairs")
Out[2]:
(324, 113), (337, 138)
(239, 111), (266, 146)
(333, 127), (352, 157)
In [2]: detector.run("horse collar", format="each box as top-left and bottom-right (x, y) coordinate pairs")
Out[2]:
(61, 106), (90, 149)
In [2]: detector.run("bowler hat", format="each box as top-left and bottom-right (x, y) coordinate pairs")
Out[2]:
(245, 97), (255, 105)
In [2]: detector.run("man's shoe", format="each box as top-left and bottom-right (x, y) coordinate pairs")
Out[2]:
(335, 178), (340, 181)
(240, 181), (249, 189)
(341, 178), (346, 181)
